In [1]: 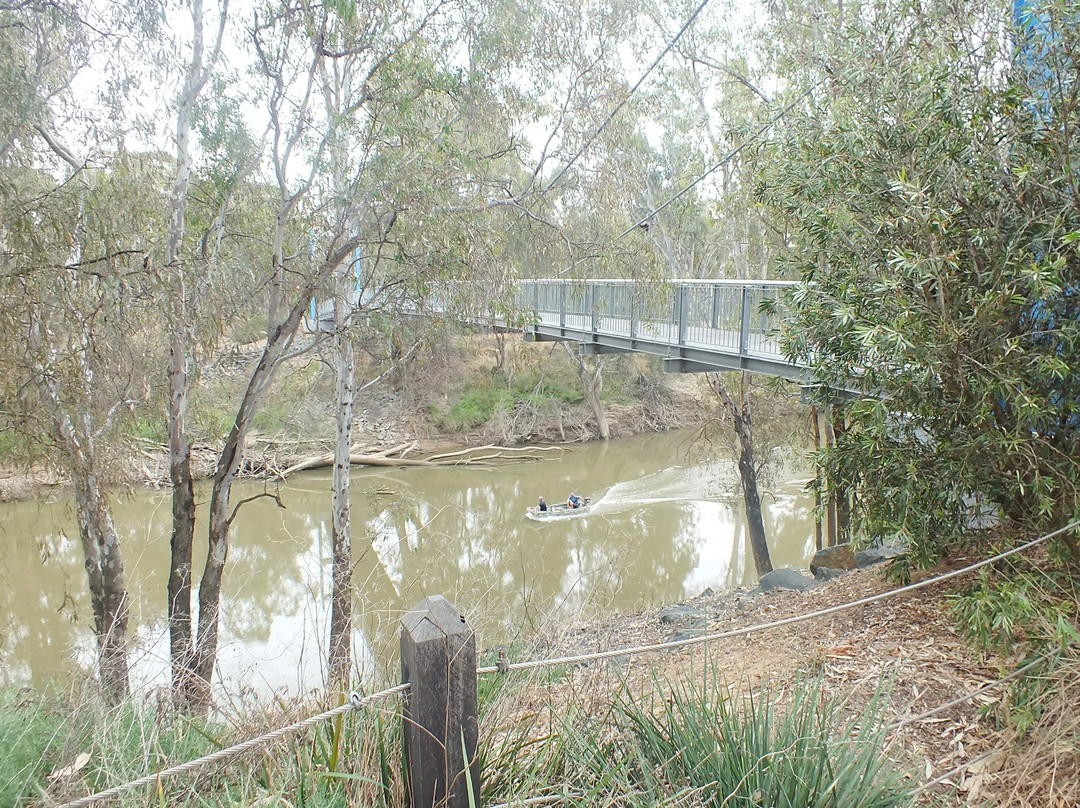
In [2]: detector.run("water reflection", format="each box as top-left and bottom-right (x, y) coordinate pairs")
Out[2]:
(0, 430), (816, 694)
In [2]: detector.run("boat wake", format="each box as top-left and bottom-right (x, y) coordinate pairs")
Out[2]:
(585, 466), (724, 515)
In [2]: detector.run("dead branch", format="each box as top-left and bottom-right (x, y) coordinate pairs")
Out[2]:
(424, 444), (563, 462)
(278, 442), (558, 477)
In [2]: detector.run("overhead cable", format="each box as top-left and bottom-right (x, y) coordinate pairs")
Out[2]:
(616, 84), (818, 240)
(542, 0), (715, 195)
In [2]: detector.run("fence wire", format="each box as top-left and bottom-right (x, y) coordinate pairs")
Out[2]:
(55, 520), (1078, 807)
(53, 684), (409, 808)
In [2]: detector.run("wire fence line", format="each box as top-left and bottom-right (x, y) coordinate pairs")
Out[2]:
(53, 684), (410, 808)
(54, 521), (1078, 807)
(477, 520), (1080, 676)
(910, 748), (1001, 796)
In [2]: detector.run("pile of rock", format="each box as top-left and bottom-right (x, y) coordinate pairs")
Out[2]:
(809, 541), (906, 581)
(654, 542), (908, 641)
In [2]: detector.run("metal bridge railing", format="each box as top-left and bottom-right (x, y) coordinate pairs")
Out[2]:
(517, 278), (797, 361)
(308, 277), (801, 373)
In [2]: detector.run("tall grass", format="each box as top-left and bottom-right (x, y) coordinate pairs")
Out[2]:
(0, 688), (68, 806)
(616, 673), (910, 808)
(3, 684), (407, 808)
(479, 667), (911, 807)
(8, 663), (910, 807)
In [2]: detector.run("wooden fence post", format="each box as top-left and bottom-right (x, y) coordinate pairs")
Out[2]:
(400, 595), (480, 808)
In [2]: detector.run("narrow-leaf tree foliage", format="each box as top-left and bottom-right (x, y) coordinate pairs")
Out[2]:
(757, 0), (1080, 564)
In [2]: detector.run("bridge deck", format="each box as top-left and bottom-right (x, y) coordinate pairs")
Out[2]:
(519, 279), (809, 380)
(309, 278), (810, 381)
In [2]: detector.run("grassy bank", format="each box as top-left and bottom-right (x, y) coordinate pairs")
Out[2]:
(4, 665), (910, 808)
(9, 557), (1080, 808)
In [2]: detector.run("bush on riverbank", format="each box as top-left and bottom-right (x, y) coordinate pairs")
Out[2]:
(484, 671), (910, 808)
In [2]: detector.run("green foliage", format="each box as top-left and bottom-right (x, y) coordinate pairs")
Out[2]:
(430, 387), (515, 431)
(129, 416), (167, 444)
(0, 687), (229, 807)
(0, 685), (409, 807)
(0, 428), (33, 462)
(616, 674), (910, 808)
(0, 688), (67, 806)
(950, 568), (1080, 657)
(508, 372), (583, 406)
(949, 563), (1080, 735)
(757, 0), (1080, 561)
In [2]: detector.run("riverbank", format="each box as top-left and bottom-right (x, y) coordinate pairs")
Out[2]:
(506, 550), (1077, 806)
(0, 332), (716, 503)
(13, 551), (1075, 807)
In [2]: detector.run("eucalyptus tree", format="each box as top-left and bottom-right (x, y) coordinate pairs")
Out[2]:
(159, 0), (238, 710)
(0, 158), (170, 703)
(167, 0), (555, 701)
(312, 0), (667, 682)
(0, 0), (175, 702)
(755, 0), (1080, 565)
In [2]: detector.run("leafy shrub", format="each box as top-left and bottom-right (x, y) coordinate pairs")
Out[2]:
(950, 567), (1080, 735)
(432, 388), (515, 431)
(950, 569), (1080, 657)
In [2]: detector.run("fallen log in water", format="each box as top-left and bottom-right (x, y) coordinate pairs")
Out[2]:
(278, 442), (562, 477)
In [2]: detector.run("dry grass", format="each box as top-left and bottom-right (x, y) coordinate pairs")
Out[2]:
(489, 559), (1080, 807)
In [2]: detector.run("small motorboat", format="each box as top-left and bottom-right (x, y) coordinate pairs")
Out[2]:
(527, 497), (591, 520)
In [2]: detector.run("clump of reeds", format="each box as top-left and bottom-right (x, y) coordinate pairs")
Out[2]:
(479, 663), (911, 807)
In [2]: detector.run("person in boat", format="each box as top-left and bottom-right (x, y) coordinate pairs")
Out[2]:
(537, 496), (548, 512)
(566, 492), (584, 509)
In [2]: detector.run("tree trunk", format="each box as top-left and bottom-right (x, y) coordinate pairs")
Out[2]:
(714, 373), (773, 577)
(491, 328), (505, 373)
(73, 456), (131, 703)
(190, 241), (359, 709)
(563, 344), (609, 440)
(165, 0), (219, 710)
(328, 334), (355, 689)
(810, 404), (824, 552)
(582, 372), (610, 440)
(167, 334), (197, 706)
(52, 404), (131, 703)
(831, 411), (851, 544)
(733, 410), (772, 576)
(328, 294), (356, 690)
(32, 327), (131, 702)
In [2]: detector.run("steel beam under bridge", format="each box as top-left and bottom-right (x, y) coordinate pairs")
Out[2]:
(518, 279), (811, 382)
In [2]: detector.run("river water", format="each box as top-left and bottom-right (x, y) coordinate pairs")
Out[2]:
(0, 430), (816, 695)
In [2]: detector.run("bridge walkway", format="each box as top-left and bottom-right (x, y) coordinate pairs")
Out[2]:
(309, 278), (809, 381)
(517, 279), (809, 381)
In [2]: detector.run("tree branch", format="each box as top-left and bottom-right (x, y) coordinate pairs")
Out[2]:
(228, 490), (286, 525)
(34, 124), (82, 171)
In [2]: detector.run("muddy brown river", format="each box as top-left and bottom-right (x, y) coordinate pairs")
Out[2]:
(0, 430), (816, 695)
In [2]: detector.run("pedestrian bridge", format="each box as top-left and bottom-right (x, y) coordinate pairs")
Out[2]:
(310, 278), (809, 381)
(516, 279), (808, 381)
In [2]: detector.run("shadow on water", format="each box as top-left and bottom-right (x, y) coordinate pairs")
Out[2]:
(0, 429), (816, 694)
